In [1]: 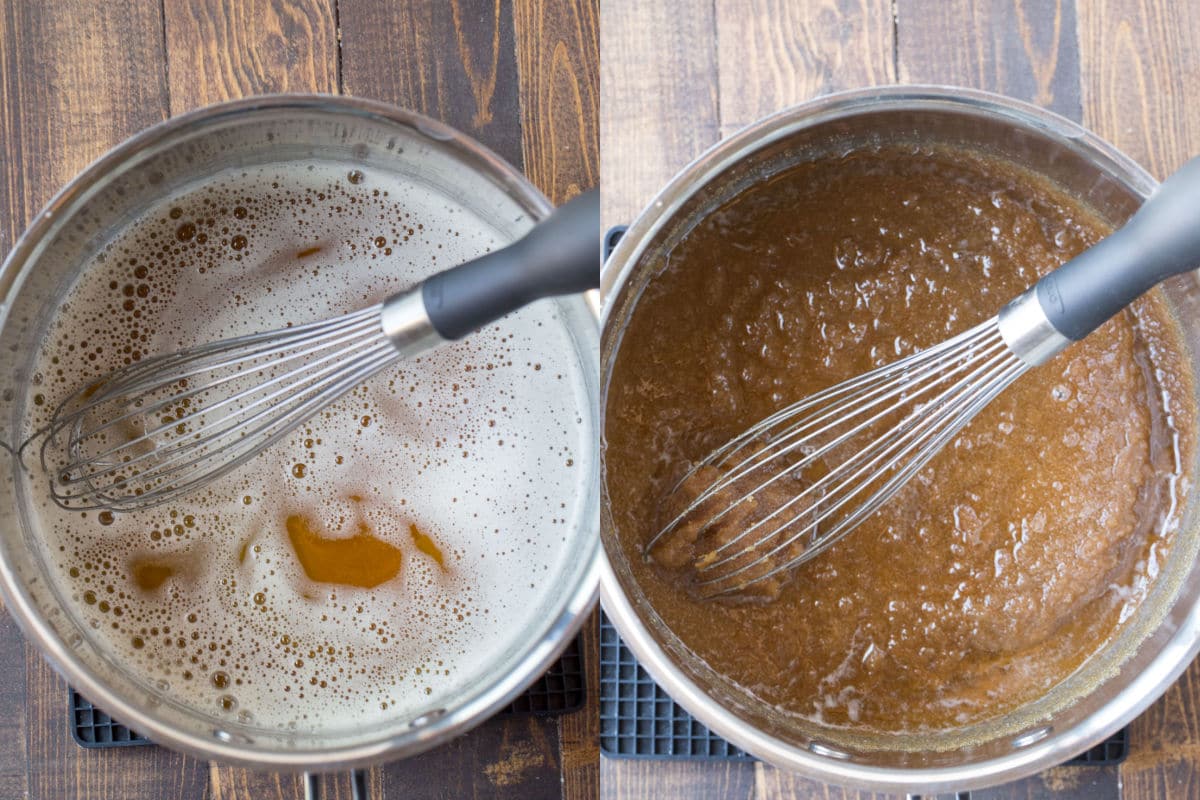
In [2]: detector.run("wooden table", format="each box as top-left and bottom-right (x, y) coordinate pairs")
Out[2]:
(601, 0), (1200, 798)
(0, 1), (598, 798)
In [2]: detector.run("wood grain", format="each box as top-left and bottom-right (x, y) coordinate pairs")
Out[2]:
(560, 613), (601, 800)
(0, 614), (27, 799)
(972, 764), (1121, 800)
(26, 655), (208, 800)
(601, 759), (757, 800)
(340, 0), (525, 169)
(371, 714), (564, 800)
(1075, 2), (1200, 797)
(208, 768), (361, 800)
(715, 0), (895, 137)
(1076, 0), (1200, 178)
(898, 0), (1082, 120)
(162, 0), (338, 115)
(599, 0), (719, 226)
(514, 0), (601, 201)
(0, 0), (169, 257)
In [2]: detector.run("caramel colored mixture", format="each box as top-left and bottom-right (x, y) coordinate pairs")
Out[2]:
(604, 148), (1196, 732)
(285, 513), (405, 589)
(129, 556), (177, 592)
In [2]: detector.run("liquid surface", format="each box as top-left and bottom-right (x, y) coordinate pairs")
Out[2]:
(605, 148), (1197, 731)
(24, 161), (591, 731)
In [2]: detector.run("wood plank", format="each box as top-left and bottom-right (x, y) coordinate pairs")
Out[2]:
(162, 0), (338, 115)
(26, 652), (208, 800)
(0, 613), (27, 800)
(559, 612), (601, 800)
(971, 764), (1121, 800)
(598, 0), (719, 227)
(371, 714), (564, 800)
(339, 0), (526, 170)
(1123, 661), (1200, 799)
(752, 762), (894, 799)
(1076, 0), (1200, 178)
(601, 758), (757, 800)
(1076, 2), (1200, 798)
(714, 0), (895, 137)
(208, 767), (359, 800)
(0, 0), (169, 257)
(898, 0), (1082, 121)
(514, 0), (601, 201)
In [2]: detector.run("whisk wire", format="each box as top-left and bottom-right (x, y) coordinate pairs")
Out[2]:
(697, 338), (1014, 575)
(41, 305), (404, 511)
(65, 344), (401, 510)
(696, 319), (998, 471)
(58, 308), (384, 453)
(691, 332), (1009, 547)
(696, 336), (1028, 595)
(58, 323), (390, 482)
(648, 320), (1006, 554)
(704, 355), (1028, 594)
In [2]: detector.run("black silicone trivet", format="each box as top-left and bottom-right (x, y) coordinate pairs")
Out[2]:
(70, 688), (151, 748)
(70, 632), (587, 748)
(503, 632), (586, 715)
(600, 614), (1128, 766)
(599, 611), (750, 760)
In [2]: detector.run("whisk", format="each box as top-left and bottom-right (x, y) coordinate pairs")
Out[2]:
(650, 157), (1200, 599)
(38, 190), (598, 512)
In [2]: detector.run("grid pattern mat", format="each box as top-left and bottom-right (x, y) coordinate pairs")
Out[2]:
(70, 689), (151, 748)
(70, 632), (586, 748)
(600, 614), (1128, 766)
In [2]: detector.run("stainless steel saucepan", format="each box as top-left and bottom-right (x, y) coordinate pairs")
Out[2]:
(0, 94), (600, 771)
(600, 85), (1200, 793)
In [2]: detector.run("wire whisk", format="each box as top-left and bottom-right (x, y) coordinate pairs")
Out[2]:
(645, 156), (1200, 599)
(40, 306), (401, 511)
(32, 189), (599, 513)
(648, 319), (1026, 598)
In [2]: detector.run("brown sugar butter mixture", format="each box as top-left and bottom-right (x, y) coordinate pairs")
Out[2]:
(604, 146), (1197, 732)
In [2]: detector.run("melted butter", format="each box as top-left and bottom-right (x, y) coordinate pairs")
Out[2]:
(237, 537), (252, 564)
(285, 513), (402, 588)
(129, 556), (175, 592)
(409, 523), (446, 570)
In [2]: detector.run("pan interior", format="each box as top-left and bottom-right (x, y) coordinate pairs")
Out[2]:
(0, 104), (599, 756)
(600, 102), (1200, 767)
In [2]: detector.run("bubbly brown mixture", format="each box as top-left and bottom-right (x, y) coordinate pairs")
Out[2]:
(604, 147), (1196, 731)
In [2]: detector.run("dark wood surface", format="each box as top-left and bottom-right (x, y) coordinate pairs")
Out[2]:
(0, 1), (599, 798)
(601, 0), (1200, 798)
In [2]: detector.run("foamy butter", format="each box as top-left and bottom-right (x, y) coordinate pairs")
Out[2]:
(24, 161), (591, 730)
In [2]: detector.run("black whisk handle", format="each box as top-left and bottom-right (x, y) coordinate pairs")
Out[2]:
(1036, 155), (1200, 341)
(419, 189), (600, 340)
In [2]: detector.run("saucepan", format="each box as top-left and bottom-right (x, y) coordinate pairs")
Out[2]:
(600, 85), (1200, 792)
(0, 95), (600, 774)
